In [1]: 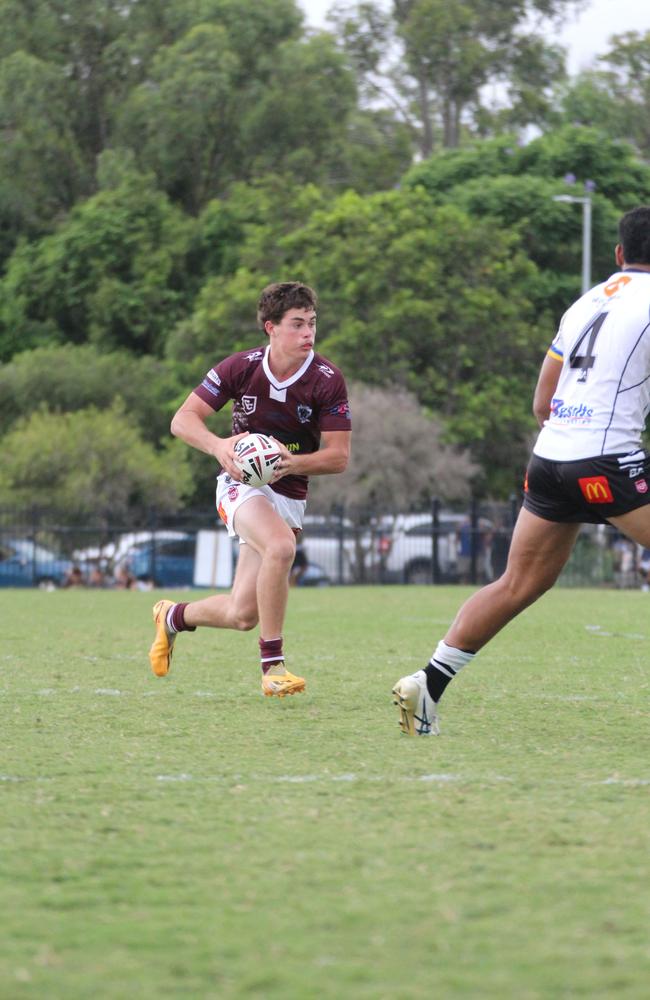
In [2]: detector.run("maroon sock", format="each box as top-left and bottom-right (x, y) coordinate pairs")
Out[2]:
(259, 637), (284, 674)
(168, 602), (196, 633)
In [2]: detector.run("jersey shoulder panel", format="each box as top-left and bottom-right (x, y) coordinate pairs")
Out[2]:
(194, 344), (266, 408)
(311, 352), (351, 428)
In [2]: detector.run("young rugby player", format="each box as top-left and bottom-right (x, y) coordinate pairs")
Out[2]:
(149, 282), (351, 696)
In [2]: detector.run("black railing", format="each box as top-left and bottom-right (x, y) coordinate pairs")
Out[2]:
(0, 501), (639, 589)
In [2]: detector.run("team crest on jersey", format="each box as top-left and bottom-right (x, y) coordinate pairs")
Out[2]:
(242, 395), (257, 414)
(317, 364), (334, 378)
(297, 405), (312, 423)
(246, 351), (263, 362)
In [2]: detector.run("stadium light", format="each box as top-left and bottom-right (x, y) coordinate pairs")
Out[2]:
(552, 193), (592, 294)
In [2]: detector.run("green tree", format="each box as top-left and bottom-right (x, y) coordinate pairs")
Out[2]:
(166, 178), (330, 372)
(283, 192), (545, 494)
(330, 0), (581, 153)
(559, 31), (650, 157)
(0, 170), (194, 359)
(171, 187), (546, 494)
(0, 402), (192, 523)
(239, 34), (358, 186)
(0, 344), (182, 443)
(116, 24), (241, 212)
(0, 51), (87, 264)
(404, 127), (650, 316)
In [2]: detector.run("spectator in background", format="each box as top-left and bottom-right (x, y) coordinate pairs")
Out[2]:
(114, 564), (136, 590)
(63, 565), (85, 588)
(87, 566), (107, 588)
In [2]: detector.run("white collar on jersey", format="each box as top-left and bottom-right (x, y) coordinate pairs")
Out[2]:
(262, 344), (314, 389)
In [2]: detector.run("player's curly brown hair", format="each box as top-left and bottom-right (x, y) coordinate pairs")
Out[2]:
(257, 282), (317, 329)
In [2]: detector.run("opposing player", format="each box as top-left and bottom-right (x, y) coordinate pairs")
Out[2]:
(149, 282), (351, 695)
(393, 204), (650, 735)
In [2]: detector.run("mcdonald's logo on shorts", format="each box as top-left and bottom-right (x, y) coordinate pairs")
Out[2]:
(578, 475), (613, 504)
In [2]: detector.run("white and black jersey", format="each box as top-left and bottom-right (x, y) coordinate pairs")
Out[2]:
(534, 270), (650, 461)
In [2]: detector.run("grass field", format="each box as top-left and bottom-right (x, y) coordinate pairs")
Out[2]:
(1, 585), (649, 999)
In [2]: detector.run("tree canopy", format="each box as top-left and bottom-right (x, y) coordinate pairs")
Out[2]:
(2, 2), (650, 507)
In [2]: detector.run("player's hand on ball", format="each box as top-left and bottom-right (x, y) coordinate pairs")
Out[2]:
(269, 439), (294, 482)
(216, 433), (248, 481)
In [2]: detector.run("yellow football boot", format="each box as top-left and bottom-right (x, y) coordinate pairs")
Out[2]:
(261, 667), (306, 698)
(149, 599), (176, 677)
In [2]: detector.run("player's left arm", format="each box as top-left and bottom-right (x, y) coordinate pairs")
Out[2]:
(272, 430), (351, 479)
(532, 354), (563, 427)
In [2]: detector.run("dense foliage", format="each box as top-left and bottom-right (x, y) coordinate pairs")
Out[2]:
(2, 1), (650, 514)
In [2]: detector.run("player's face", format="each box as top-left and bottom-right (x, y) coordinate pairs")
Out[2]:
(266, 308), (316, 357)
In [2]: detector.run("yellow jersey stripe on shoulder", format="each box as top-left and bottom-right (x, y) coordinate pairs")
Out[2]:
(547, 345), (563, 362)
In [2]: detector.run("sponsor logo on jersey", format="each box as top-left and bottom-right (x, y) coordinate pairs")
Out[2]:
(604, 275), (632, 297)
(200, 378), (221, 398)
(206, 369), (221, 386)
(297, 405), (312, 423)
(317, 364), (334, 378)
(578, 476), (613, 504)
(246, 351), (263, 362)
(550, 398), (594, 423)
(328, 401), (351, 418)
(242, 395), (257, 414)
(635, 478), (648, 494)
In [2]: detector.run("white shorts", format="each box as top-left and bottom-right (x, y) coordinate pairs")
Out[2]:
(216, 473), (306, 541)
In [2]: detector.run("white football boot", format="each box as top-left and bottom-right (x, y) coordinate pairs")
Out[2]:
(392, 670), (440, 736)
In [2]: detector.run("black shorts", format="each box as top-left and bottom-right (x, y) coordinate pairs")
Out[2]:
(523, 452), (650, 524)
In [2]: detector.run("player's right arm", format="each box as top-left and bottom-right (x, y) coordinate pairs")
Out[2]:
(171, 391), (245, 479)
(532, 354), (563, 427)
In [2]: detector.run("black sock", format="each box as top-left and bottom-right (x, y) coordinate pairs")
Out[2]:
(423, 661), (456, 702)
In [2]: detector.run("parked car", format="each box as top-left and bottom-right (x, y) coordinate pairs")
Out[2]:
(300, 514), (375, 584)
(377, 513), (467, 584)
(73, 530), (192, 570)
(119, 533), (198, 588)
(0, 538), (81, 588)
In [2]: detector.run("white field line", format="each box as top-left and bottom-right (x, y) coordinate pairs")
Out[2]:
(1, 772), (648, 787)
(152, 773), (650, 787)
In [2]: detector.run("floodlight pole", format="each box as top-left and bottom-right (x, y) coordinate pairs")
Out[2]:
(552, 194), (592, 294)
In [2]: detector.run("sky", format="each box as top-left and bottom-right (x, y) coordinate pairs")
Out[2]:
(299, 0), (650, 75)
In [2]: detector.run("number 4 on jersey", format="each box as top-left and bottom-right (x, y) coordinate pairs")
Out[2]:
(569, 313), (607, 383)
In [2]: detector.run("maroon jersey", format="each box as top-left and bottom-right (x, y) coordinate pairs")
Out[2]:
(194, 345), (351, 499)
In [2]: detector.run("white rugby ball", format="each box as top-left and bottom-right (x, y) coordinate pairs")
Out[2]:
(232, 433), (282, 487)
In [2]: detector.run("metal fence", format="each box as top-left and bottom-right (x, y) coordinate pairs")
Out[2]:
(0, 501), (643, 590)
